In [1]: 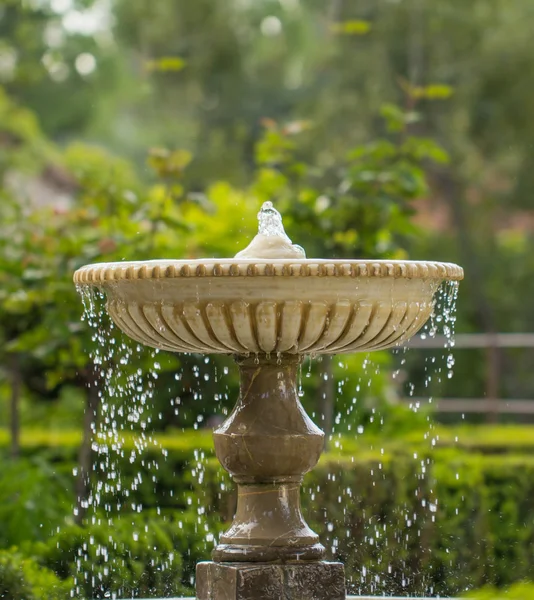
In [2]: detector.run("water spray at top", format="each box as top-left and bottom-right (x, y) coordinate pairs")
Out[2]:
(235, 200), (306, 260)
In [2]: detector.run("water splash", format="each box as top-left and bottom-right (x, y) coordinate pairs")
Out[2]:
(236, 200), (306, 258)
(72, 287), (222, 598)
(73, 274), (461, 598)
(257, 201), (292, 239)
(322, 279), (461, 596)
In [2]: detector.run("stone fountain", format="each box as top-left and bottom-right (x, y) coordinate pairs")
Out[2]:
(74, 202), (463, 600)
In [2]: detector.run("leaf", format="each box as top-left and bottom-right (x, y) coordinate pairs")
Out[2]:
(348, 140), (397, 162)
(379, 103), (409, 133)
(333, 229), (358, 247)
(399, 78), (454, 100)
(330, 20), (371, 35)
(255, 130), (295, 166)
(254, 167), (288, 198)
(147, 148), (192, 177)
(401, 137), (450, 164)
(145, 56), (187, 73)
(422, 84), (454, 99)
(159, 214), (189, 231)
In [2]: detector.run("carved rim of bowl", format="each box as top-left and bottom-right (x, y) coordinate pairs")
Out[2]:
(74, 259), (463, 285)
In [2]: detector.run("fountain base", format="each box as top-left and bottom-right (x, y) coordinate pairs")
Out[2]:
(196, 561), (346, 600)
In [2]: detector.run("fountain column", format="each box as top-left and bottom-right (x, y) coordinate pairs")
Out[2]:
(196, 355), (346, 600)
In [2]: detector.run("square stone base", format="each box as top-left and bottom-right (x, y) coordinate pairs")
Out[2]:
(196, 561), (346, 600)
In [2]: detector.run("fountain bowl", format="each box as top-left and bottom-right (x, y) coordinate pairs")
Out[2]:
(74, 258), (463, 356)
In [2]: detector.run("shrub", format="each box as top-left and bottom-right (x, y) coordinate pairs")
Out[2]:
(0, 549), (70, 600)
(2, 427), (534, 596)
(0, 457), (73, 548)
(35, 511), (197, 599)
(467, 582), (534, 598)
(194, 449), (534, 597)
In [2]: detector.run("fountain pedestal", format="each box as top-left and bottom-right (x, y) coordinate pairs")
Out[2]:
(196, 355), (345, 599)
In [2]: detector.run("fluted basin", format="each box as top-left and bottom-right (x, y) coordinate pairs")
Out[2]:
(73, 258), (462, 356)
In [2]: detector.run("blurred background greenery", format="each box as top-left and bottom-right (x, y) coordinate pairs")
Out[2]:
(0, 0), (534, 598)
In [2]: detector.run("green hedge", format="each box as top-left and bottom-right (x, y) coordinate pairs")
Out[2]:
(0, 457), (73, 548)
(32, 512), (202, 599)
(2, 425), (533, 517)
(2, 424), (534, 458)
(192, 449), (534, 597)
(0, 549), (70, 600)
(468, 582), (534, 598)
(1, 427), (534, 597)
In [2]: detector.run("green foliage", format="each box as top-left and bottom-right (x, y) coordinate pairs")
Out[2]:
(161, 507), (225, 590)
(3, 424), (534, 514)
(1, 427), (533, 596)
(399, 79), (455, 101)
(145, 56), (187, 73)
(467, 582), (534, 599)
(0, 427), (214, 456)
(406, 424), (534, 454)
(34, 512), (195, 599)
(0, 87), (199, 427)
(147, 147), (193, 178)
(0, 1), (121, 137)
(329, 20), (372, 36)
(0, 457), (73, 549)
(0, 549), (70, 600)
(251, 106), (439, 262)
(196, 449), (534, 597)
(380, 104), (421, 133)
(329, 352), (431, 438)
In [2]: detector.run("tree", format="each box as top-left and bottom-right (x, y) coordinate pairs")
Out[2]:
(0, 0), (122, 139)
(246, 99), (449, 442)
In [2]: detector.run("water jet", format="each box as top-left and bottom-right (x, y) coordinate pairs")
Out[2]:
(74, 202), (463, 599)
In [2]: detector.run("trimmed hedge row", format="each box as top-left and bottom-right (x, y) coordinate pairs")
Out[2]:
(1, 509), (222, 599)
(32, 512), (196, 599)
(467, 582), (534, 598)
(2, 424), (534, 457)
(0, 549), (70, 600)
(2, 424), (534, 516)
(1, 427), (534, 597)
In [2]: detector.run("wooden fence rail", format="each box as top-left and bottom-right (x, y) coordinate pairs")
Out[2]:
(403, 333), (534, 418)
(402, 397), (534, 415)
(407, 332), (534, 349)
